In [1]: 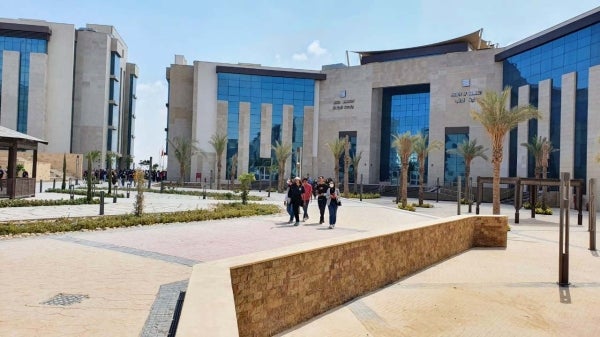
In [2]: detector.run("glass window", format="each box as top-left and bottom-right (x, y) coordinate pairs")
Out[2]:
(503, 22), (600, 184)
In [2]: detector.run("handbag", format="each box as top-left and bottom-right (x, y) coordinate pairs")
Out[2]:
(337, 200), (342, 206)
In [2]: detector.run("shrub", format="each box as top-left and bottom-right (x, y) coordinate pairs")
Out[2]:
(412, 202), (433, 208)
(0, 203), (279, 236)
(346, 192), (381, 199)
(0, 198), (99, 208)
(398, 204), (416, 211)
(46, 188), (125, 198)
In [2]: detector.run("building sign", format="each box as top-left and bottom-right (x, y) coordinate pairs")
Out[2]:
(450, 90), (482, 104)
(333, 99), (355, 110)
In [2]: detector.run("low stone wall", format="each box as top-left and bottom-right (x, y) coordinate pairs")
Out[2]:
(177, 215), (507, 337)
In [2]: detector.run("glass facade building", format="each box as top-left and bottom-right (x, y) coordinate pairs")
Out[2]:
(217, 73), (315, 178)
(0, 36), (48, 133)
(503, 22), (600, 183)
(381, 85), (430, 184)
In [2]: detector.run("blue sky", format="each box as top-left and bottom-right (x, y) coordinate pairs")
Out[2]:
(2, 0), (599, 166)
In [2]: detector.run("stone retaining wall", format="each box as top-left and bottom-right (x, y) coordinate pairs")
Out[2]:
(177, 215), (507, 337)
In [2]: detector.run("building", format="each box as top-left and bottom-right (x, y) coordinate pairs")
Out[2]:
(165, 7), (600, 197)
(0, 19), (137, 169)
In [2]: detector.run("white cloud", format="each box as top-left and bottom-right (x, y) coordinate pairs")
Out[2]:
(133, 80), (168, 167)
(307, 40), (327, 56)
(292, 53), (308, 61)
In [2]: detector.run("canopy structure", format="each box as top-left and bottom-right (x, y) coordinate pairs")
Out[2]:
(0, 125), (48, 199)
(353, 29), (495, 65)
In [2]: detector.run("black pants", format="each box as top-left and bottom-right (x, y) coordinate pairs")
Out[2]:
(318, 197), (327, 222)
(292, 201), (301, 222)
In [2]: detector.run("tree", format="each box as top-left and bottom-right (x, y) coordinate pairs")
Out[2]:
(521, 136), (544, 178)
(105, 151), (118, 195)
(85, 150), (101, 202)
(471, 87), (540, 214)
(412, 133), (443, 206)
(392, 132), (417, 208)
(351, 151), (363, 193)
(133, 169), (145, 216)
(209, 133), (228, 190)
(327, 137), (345, 184)
(61, 153), (67, 190)
(273, 141), (292, 192)
(167, 137), (199, 186)
(343, 135), (351, 197)
(447, 139), (489, 207)
(238, 173), (255, 205)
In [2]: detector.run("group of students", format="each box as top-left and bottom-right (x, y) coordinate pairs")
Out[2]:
(284, 176), (341, 229)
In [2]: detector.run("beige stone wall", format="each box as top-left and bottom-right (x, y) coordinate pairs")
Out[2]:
(177, 215), (507, 337)
(0, 152), (83, 180)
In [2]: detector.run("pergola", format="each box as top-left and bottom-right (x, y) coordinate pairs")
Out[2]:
(475, 176), (584, 225)
(0, 126), (48, 199)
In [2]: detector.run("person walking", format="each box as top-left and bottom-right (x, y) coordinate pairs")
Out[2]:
(315, 176), (328, 224)
(288, 177), (304, 226)
(326, 178), (341, 229)
(283, 179), (294, 223)
(301, 177), (312, 221)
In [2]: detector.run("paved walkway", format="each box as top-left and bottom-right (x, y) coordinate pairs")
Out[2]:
(0, 186), (598, 336)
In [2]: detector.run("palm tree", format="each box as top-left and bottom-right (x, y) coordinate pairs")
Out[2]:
(540, 137), (558, 208)
(167, 137), (199, 186)
(412, 133), (443, 206)
(343, 135), (351, 197)
(105, 151), (118, 195)
(471, 87), (540, 214)
(521, 136), (544, 178)
(392, 131), (416, 208)
(85, 150), (101, 202)
(327, 137), (345, 184)
(447, 139), (489, 209)
(351, 151), (363, 193)
(209, 133), (228, 190)
(273, 141), (292, 192)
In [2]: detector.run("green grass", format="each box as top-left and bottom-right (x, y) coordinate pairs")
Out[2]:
(0, 203), (280, 236)
(0, 198), (100, 208)
(345, 192), (381, 199)
(45, 188), (125, 198)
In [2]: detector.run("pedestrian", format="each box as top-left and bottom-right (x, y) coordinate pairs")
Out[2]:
(315, 176), (328, 224)
(283, 179), (294, 223)
(301, 177), (312, 221)
(326, 178), (341, 229)
(288, 177), (304, 226)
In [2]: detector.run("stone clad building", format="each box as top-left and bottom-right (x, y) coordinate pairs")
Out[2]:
(166, 7), (600, 197)
(0, 19), (138, 169)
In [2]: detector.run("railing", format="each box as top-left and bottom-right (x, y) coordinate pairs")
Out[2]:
(0, 178), (36, 198)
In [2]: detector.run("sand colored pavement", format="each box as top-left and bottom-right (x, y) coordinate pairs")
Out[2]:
(0, 187), (598, 336)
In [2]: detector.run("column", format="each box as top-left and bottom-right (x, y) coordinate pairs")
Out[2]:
(27, 53), (48, 142)
(260, 103), (272, 158)
(537, 79), (552, 140)
(216, 101), (228, 181)
(303, 106), (314, 177)
(1, 51), (20, 130)
(560, 72), (576, 175)
(517, 85), (530, 177)
(587, 65), (600, 205)
(237, 102), (250, 178)
(282, 105), (294, 177)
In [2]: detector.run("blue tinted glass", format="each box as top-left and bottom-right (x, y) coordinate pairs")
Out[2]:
(217, 73), (315, 175)
(503, 22), (600, 183)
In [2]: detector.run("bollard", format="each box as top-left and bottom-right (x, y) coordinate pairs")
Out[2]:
(160, 180), (164, 193)
(113, 185), (117, 203)
(436, 177), (440, 203)
(590, 179), (597, 251)
(53, 179), (56, 189)
(360, 174), (363, 202)
(457, 176), (461, 215)
(126, 182), (131, 198)
(99, 191), (105, 215)
(39, 179), (43, 193)
(558, 172), (570, 286)
(69, 184), (74, 200)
